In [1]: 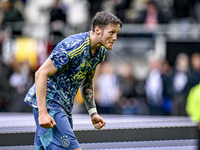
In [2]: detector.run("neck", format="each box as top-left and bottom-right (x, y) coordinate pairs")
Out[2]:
(89, 31), (101, 55)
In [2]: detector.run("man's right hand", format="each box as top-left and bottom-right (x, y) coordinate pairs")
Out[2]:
(38, 113), (56, 129)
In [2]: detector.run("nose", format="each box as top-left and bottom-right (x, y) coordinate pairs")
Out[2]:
(113, 33), (117, 41)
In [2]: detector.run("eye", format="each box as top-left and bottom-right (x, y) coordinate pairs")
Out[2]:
(110, 31), (115, 35)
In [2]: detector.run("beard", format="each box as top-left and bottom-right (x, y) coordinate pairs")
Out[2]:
(98, 36), (112, 50)
(98, 31), (104, 46)
(97, 31), (113, 50)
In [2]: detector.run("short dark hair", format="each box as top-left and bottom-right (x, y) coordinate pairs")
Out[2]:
(91, 11), (122, 32)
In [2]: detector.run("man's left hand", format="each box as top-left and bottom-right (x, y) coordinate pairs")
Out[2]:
(91, 113), (106, 130)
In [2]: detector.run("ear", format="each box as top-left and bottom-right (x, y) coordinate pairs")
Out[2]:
(94, 26), (101, 35)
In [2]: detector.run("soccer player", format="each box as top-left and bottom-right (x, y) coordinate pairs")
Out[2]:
(24, 11), (122, 150)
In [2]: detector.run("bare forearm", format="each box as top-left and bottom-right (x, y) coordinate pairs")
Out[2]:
(35, 58), (57, 114)
(35, 72), (48, 114)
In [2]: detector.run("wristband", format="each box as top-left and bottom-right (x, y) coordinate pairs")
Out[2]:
(88, 108), (97, 116)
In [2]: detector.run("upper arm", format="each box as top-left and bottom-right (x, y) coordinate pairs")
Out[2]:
(49, 45), (70, 71)
(35, 57), (57, 77)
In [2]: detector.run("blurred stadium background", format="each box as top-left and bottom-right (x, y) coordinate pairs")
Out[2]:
(0, 0), (200, 149)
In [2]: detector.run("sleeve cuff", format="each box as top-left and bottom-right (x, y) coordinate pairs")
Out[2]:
(88, 108), (97, 116)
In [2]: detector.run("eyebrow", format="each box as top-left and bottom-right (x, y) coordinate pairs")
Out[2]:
(109, 28), (119, 32)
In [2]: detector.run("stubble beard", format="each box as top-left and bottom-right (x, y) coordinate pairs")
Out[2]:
(98, 36), (112, 50)
(98, 30), (113, 50)
(98, 31), (104, 47)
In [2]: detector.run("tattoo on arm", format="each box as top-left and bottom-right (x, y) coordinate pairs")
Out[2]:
(80, 69), (96, 111)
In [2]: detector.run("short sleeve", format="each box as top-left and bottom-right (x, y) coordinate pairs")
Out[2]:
(50, 47), (70, 70)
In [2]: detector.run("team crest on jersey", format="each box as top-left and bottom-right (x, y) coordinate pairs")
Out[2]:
(58, 53), (68, 64)
(61, 136), (70, 147)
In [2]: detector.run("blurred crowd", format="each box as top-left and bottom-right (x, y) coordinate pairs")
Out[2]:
(0, 0), (200, 116)
(0, 0), (200, 39)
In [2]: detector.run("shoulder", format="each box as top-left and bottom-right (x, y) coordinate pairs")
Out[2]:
(50, 32), (90, 64)
(56, 32), (90, 53)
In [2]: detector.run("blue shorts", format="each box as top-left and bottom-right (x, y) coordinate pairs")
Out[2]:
(33, 108), (81, 150)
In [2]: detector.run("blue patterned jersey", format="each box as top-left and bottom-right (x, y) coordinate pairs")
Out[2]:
(24, 31), (107, 116)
